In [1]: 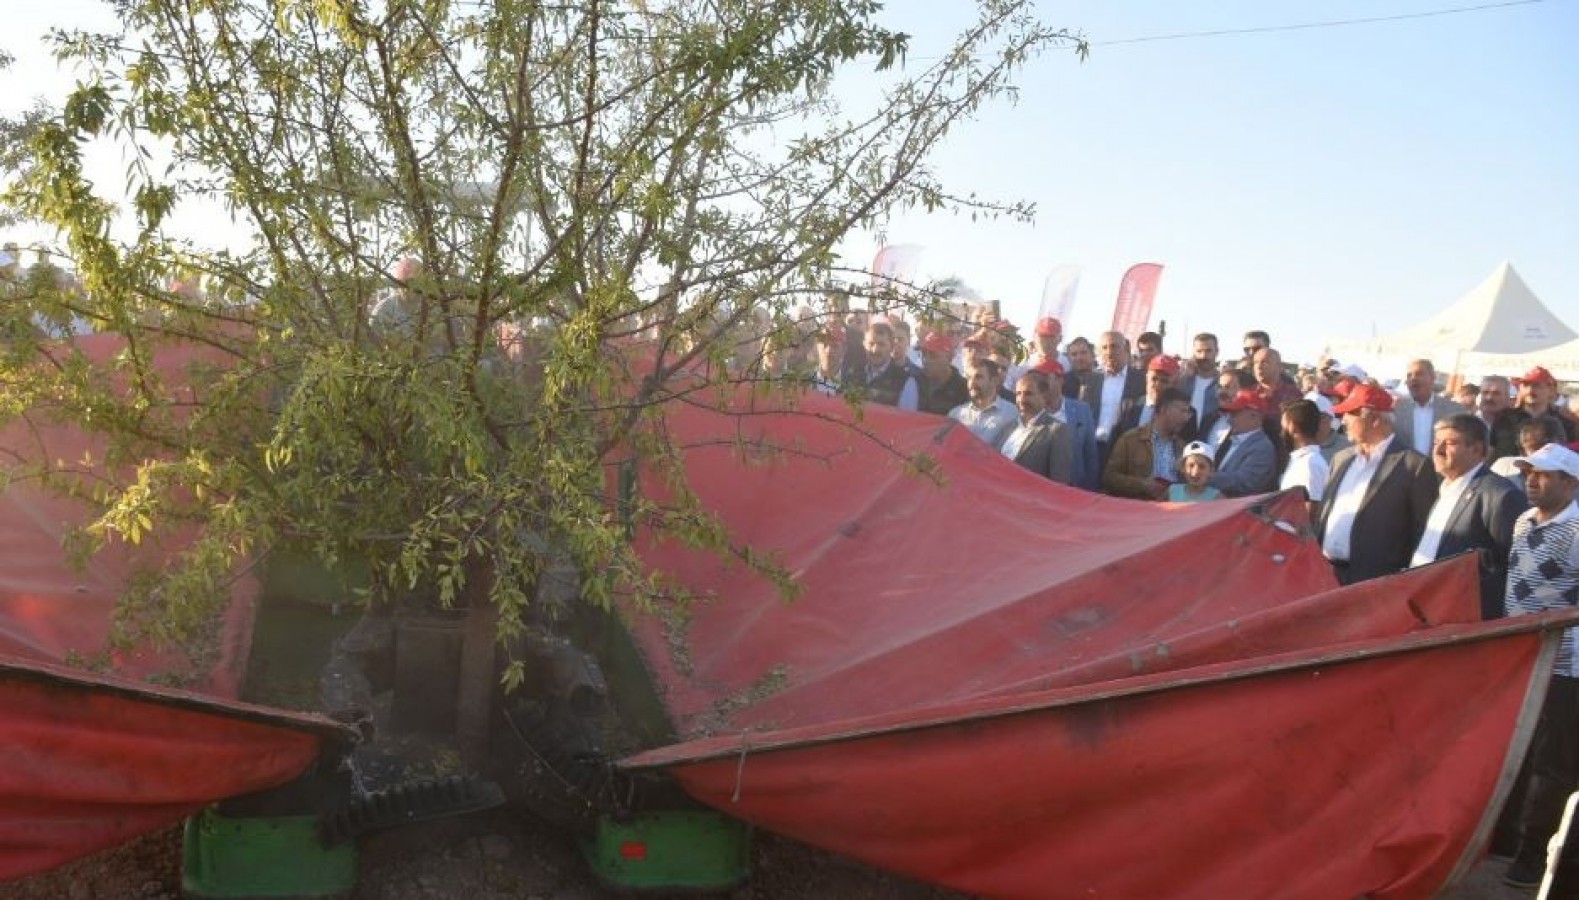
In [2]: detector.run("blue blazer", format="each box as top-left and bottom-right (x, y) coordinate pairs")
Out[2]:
(1208, 428), (1279, 497)
(1058, 398), (1100, 491)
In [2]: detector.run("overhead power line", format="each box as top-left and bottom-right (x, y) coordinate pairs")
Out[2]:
(1094, 0), (1552, 47)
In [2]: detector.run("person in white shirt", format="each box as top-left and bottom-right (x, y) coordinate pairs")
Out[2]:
(948, 358), (1018, 449)
(1280, 398), (1330, 516)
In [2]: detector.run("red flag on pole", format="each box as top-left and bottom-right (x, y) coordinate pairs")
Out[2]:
(1110, 263), (1165, 339)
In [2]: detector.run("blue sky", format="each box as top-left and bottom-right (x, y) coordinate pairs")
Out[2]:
(5, 0), (1576, 366)
(844, 0), (1578, 365)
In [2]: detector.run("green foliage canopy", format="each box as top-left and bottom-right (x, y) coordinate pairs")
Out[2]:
(1, 0), (1082, 686)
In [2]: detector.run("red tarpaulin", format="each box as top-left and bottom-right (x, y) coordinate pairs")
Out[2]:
(0, 333), (346, 881)
(617, 389), (1566, 898)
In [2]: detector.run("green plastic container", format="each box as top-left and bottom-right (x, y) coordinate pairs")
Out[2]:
(182, 808), (357, 898)
(580, 810), (752, 891)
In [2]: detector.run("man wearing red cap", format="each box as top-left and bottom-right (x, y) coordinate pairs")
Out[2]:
(1208, 389), (1278, 497)
(1032, 358), (1098, 489)
(811, 325), (846, 395)
(914, 332), (969, 415)
(1508, 366), (1577, 446)
(1118, 355), (1198, 444)
(1315, 383), (1440, 585)
(1031, 316), (1071, 373)
(1103, 388), (1193, 500)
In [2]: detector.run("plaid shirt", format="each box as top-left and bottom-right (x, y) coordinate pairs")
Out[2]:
(1151, 429), (1179, 483)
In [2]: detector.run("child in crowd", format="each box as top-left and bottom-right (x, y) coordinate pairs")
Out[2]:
(1168, 441), (1223, 504)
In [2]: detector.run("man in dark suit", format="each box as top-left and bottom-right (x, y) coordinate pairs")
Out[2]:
(1002, 371), (1074, 484)
(1408, 413), (1526, 619)
(1075, 330), (1145, 474)
(1316, 383), (1440, 585)
(1177, 332), (1221, 436)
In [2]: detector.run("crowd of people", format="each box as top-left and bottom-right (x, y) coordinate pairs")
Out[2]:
(813, 301), (1579, 889)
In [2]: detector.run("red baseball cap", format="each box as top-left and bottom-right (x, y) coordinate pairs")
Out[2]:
(814, 326), (845, 346)
(1330, 382), (1396, 415)
(1219, 389), (1268, 414)
(919, 332), (955, 356)
(1032, 357), (1066, 377)
(1514, 366), (1558, 387)
(1034, 316), (1062, 337)
(1147, 355), (1181, 376)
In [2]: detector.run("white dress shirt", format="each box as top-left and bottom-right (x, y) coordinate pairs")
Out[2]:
(1095, 371), (1126, 442)
(1410, 464), (1483, 567)
(1321, 435), (1395, 563)
(1412, 403), (1435, 455)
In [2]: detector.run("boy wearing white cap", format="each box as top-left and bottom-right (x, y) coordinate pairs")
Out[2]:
(1167, 442), (1222, 504)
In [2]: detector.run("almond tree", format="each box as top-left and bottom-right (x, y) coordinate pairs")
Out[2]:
(2, 0), (1083, 693)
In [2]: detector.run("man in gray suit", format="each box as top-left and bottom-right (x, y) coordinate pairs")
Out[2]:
(1208, 389), (1279, 497)
(1317, 383), (1441, 585)
(1409, 413), (1525, 620)
(1393, 358), (1465, 456)
(1002, 371), (1074, 484)
(1033, 359), (1099, 490)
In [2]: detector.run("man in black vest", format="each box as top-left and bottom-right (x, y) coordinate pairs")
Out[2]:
(915, 332), (968, 416)
(850, 320), (916, 408)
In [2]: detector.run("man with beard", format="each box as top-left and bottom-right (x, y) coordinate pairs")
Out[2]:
(1479, 375), (1519, 460)
(1499, 443), (1579, 888)
(1408, 414), (1524, 620)
(949, 358), (1018, 449)
(1178, 332), (1221, 434)
(913, 332), (969, 415)
(1103, 389), (1192, 501)
(852, 320), (917, 409)
(1280, 398), (1330, 514)
(1001, 371), (1074, 484)
(1063, 337), (1096, 398)
(1316, 383), (1440, 585)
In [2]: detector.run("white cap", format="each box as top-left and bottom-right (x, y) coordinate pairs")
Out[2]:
(1181, 440), (1213, 463)
(1513, 443), (1579, 480)
(1302, 390), (1336, 417)
(1339, 363), (1368, 379)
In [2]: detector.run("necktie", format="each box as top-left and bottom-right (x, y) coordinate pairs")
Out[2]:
(1214, 436), (1232, 468)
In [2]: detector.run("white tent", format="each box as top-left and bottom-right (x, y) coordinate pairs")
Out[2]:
(1459, 339), (1579, 382)
(1325, 262), (1574, 379)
